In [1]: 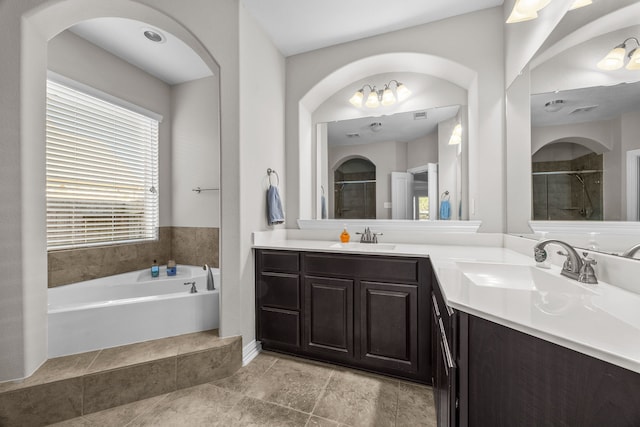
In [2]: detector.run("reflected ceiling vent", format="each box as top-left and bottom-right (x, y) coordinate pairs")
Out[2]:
(346, 132), (360, 138)
(544, 100), (565, 112)
(570, 105), (598, 114)
(413, 111), (427, 120)
(370, 122), (383, 132)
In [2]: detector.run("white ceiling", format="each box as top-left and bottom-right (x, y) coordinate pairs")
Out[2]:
(69, 18), (213, 85)
(241, 0), (504, 57)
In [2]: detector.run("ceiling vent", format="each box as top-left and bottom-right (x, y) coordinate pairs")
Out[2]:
(570, 105), (598, 114)
(346, 133), (360, 138)
(413, 111), (427, 120)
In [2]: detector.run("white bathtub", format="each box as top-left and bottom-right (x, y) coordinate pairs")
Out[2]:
(48, 265), (220, 358)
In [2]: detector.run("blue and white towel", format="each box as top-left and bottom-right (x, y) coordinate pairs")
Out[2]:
(267, 185), (285, 225)
(439, 199), (451, 220)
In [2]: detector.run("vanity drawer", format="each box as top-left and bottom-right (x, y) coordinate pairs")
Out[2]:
(258, 272), (300, 310)
(259, 250), (300, 273)
(259, 307), (300, 348)
(304, 253), (420, 283)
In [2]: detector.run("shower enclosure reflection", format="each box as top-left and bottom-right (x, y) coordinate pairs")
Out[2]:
(334, 158), (376, 219)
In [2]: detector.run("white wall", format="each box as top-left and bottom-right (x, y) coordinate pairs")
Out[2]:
(0, 0), (246, 382)
(438, 117), (459, 220)
(171, 76), (220, 227)
(287, 7), (505, 232)
(237, 3), (286, 349)
(407, 133), (438, 170)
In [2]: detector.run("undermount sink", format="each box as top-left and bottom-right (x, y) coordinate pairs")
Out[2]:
(330, 242), (397, 251)
(455, 262), (596, 295)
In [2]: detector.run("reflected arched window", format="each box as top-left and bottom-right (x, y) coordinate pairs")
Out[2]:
(334, 158), (376, 219)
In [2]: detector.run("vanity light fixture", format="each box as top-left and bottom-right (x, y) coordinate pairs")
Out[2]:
(448, 123), (462, 145)
(507, 0), (592, 24)
(349, 80), (411, 108)
(597, 37), (640, 70)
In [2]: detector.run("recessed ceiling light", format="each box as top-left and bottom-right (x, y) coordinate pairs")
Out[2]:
(544, 100), (565, 112)
(142, 28), (165, 43)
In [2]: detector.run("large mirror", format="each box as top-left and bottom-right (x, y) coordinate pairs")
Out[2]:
(312, 72), (469, 222)
(508, 1), (640, 257)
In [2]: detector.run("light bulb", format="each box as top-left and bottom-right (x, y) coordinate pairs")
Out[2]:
(381, 87), (396, 106)
(597, 46), (626, 70)
(395, 83), (411, 102)
(349, 89), (364, 107)
(515, 0), (551, 13)
(448, 124), (462, 145)
(569, 0), (592, 10)
(365, 90), (379, 108)
(626, 48), (640, 70)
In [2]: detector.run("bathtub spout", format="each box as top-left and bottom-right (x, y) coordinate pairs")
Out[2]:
(184, 281), (197, 293)
(204, 264), (216, 290)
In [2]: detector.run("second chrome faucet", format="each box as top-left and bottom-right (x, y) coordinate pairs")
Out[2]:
(534, 239), (598, 284)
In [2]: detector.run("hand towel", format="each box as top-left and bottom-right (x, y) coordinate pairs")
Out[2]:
(267, 185), (285, 225)
(321, 195), (327, 219)
(439, 199), (451, 220)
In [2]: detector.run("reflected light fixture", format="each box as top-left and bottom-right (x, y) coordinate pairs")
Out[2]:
(544, 99), (564, 112)
(597, 37), (640, 71)
(448, 123), (462, 145)
(507, 0), (591, 24)
(349, 80), (411, 108)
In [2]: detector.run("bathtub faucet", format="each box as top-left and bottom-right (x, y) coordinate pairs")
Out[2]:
(203, 264), (216, 290)
(184, 281), (197, 293)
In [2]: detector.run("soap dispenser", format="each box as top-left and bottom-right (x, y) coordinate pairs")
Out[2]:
(151, 260), (160, 278)
(340, 225), (350, 243)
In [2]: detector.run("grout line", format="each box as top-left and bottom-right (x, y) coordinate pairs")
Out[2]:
(85, 349), (102, 373)
(123, 393), (172, 427)
(394, 379), (400, 427)
(308, 369), (335, 418)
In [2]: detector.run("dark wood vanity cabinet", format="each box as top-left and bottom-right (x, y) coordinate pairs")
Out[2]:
(430, 271), (640, 427)
(255, 249), (431, 383)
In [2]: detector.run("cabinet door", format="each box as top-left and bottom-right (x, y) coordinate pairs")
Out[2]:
(304, 276), (354, 359)
(359, 281), (418, 373)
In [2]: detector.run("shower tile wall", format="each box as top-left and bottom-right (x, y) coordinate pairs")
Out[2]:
(48, 227), (219, 287)
(532, 153), (603, 221)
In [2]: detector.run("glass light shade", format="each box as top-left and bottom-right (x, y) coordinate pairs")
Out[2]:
(365, 90), (380, 108)
(597, 46), (626, 70)
(449, 123), (462, 145)
(569, 0), (592, 10)
(395, 83), (411, 102)
(626, 48), (640, 70)
(381, 87), (396, 106)
(516, 0), (551, 13)
(506, 7), (537, 23)
(349, 90), (364, 107)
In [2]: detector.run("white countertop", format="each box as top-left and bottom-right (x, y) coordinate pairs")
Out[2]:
(253, 237), (640, 374)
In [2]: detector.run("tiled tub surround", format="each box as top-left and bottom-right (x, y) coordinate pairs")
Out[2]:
(48, 226), (219, 287)
(252, 230), (640, 375)
(48, 265), (220, 358)
(0, 330), (241, 427)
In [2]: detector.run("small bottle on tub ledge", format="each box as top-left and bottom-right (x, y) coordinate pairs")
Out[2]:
(167, 260), (176, 276)
(151, 259), (160, 278)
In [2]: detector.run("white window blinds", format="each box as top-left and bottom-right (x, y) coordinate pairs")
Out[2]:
(46, 78), (159, 250)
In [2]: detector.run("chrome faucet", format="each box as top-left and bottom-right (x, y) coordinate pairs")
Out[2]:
(203, 264), (216, 290)
(356, 227), (382, 243)
(534, 239), (597, 284)
(184, 281), (197, 293)
(621, 243), (640, 259)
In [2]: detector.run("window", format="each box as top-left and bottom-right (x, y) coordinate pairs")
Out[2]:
(46, 77), (159, 250)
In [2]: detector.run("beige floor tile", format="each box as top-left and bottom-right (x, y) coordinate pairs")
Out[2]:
(312, 369), (399, 427)
(224, 396), (310, 427)
(396, 382), (437, 427)
(213, 352), (278, 393)
(48, 395), (167, 426)
(0, 378), (83, 427)
(0, 351), (99, 393)
(127, 383), (242, 426)
(83, 358), (176, 414)
(48, 416), (95, 426)
(244, 356), (334, 413)
(306, 415), (348, 426)
(86, 339), (179, 374)
(176, 338), (242, 388)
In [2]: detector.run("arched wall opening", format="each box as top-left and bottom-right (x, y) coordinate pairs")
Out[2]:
(7, 0), (221, 381)
(332, 157), (377, 220)
(295, 52), (477, 222)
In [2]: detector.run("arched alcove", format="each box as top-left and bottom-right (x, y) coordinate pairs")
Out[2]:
(6, 0), (221, 381)
(333, 157), (376, 219)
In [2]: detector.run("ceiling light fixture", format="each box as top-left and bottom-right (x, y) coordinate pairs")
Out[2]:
(349, 80), (411, 108)
(448, 123), (462, 145)
(142, 28), (166, 43)
(597, 37), (640, 70)
(507, 0), (591, 24)
(544, 99), (565, 112)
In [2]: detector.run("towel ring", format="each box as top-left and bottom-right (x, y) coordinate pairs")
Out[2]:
(441, 190), (450, 200)
(267, 168), (280, 186)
